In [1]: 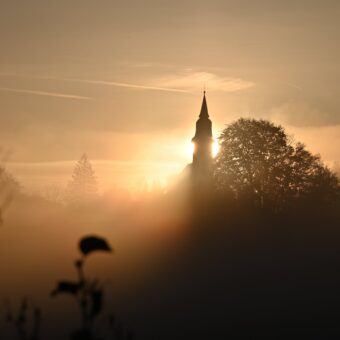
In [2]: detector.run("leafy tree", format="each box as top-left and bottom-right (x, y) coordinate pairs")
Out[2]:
(214, 118), (339, 210)
(67, 154), (98, 205)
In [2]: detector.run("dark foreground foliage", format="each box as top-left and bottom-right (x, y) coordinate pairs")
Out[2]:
(51, 235), (132, 340)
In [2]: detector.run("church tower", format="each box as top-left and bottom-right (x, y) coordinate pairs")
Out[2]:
(192, 92), (214, 168)
(170, 92), (214, 195)
(191, 92), (214, 183)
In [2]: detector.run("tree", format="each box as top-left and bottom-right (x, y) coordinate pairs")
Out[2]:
(214, 118), (339, 210)
(0, 160), (21, 224)
(67, 154), (98, 205)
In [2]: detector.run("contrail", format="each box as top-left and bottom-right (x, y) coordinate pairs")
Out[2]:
(0, 74), (191, 93)
(58, 78), (191, 93)
(0, 87), (93, 100)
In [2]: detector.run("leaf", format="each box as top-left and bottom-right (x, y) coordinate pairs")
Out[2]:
(51, 281), (82, 297)
(79, 235), (112, 256)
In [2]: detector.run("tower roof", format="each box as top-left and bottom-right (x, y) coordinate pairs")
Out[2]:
(199, 91), (209, 119)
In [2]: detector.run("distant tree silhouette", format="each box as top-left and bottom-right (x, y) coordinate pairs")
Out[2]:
(67, 154), (98, 205)
(0, 161), (20, 224)
(214, 118), (339, 210)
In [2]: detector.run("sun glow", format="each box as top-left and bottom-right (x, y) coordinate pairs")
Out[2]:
(212, 140), (219, 158)
(187, 142), (195, 159)
(187, 141), (219, 159)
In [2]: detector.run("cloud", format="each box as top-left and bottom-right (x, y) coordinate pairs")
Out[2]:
(270, 100), (340, 127)
(55, 73), (253, 93)
(152, 71), (255, 92)
(0, 72), (253, 95)
(0, 87), (93, 100)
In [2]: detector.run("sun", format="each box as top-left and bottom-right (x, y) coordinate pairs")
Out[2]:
(187, 141), (219, 159)
(212, 140), (219, 158)
(189, 142), (195, 155)
(186, 142), (195, 160)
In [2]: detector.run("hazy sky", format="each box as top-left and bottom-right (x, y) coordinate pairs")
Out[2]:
(1, 0), (340, 191)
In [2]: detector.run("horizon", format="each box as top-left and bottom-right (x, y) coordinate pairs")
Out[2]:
(5, 105), (340, 194)
(1, 1), (340, 193)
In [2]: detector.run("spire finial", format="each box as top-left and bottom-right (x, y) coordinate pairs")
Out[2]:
(199, 89), (209, 119)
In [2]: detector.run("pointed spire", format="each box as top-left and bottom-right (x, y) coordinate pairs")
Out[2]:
(199, 91), (209, 119)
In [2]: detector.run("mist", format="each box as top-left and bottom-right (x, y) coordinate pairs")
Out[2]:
(0, 158), (193, 339)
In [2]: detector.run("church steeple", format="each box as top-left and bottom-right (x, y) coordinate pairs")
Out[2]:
(191, 92), (214, 168)
(199, 91), (209, 119)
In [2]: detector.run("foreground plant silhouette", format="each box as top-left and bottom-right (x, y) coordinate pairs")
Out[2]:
(51, 235), (113, 340)
(4, 298), (41, 340)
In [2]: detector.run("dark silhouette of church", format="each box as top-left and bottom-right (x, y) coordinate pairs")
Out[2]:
(190, 91), (214, 187)
(170, 92), (215, 193)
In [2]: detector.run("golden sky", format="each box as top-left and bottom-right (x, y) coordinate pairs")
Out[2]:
(1, 0), (340, 191)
